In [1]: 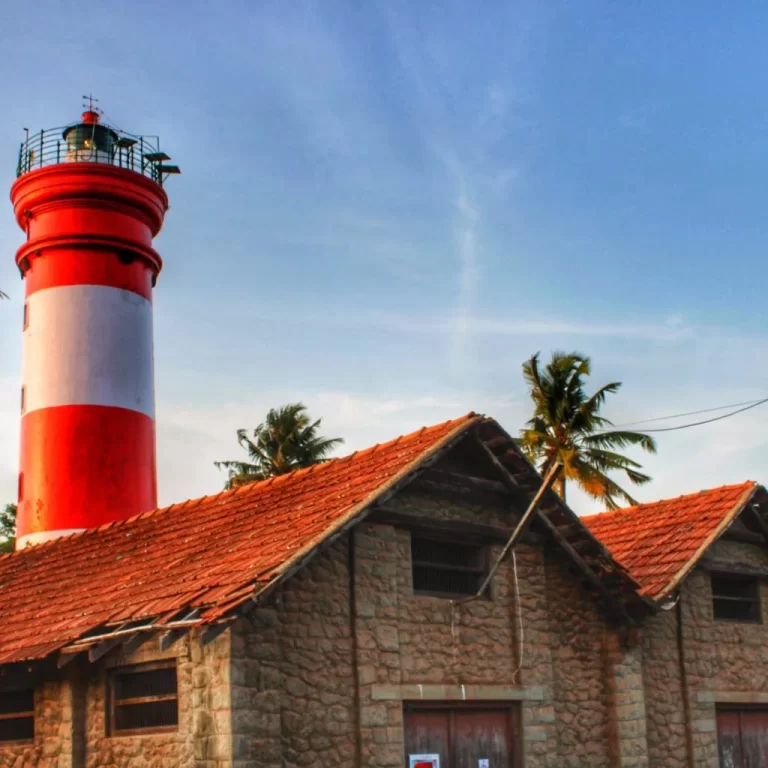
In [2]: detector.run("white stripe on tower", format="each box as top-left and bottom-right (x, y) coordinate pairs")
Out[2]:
(23, 284), (154, 417)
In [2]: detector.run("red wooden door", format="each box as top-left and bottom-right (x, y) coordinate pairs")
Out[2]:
(404, 705), (519, 768)
(452, 709), (513, 768)
(404, 709), (450, 768)
(717, 708), (768, 768)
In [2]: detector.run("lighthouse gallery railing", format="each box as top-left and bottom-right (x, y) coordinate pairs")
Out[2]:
(16, 127), (166, 185)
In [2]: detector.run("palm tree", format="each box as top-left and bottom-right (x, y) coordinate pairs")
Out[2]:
(518, 351), (656, 509)
(0, 503), (16, 553)
(215, 403), (344, 489)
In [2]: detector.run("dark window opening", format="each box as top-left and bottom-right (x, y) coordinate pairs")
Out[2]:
(22, 302), (28, 330)
(17, 472), (23, 502)
(712, 574), (761, 623)
(411, 536), (488, 599)
(20, 386), (25, 414)
(108, 663), (178, 735)
(0, 689), (34, 742)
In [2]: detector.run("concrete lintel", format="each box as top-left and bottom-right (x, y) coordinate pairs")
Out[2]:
(692, 718), (717, 734)
(523, 726), (549, 742)
(371, 684), (545, 702)
(698, 690), (768, 705)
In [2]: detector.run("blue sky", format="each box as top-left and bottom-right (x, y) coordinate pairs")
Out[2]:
(2, 0), (768, 514)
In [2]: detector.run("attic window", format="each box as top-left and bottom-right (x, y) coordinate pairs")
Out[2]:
(108, 663), (178, 735)
(411, 535), (488, 599)
(712, 574), (761, 623)
(0, 689), (34, 742)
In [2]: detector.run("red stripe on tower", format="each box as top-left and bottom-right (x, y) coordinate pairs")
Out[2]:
(10, 105), (178, 549)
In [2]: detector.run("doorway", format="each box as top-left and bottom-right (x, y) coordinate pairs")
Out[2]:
(717, 707), (768, 767)
(403, 702), (521, 768)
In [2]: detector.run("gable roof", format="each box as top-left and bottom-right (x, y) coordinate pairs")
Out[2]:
(0, 414), (479, 665)
(0, 412), (645, 668)
(582, 481), (760, 600)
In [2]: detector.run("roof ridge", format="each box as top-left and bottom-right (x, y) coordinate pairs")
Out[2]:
(582, 480), (757, 522)
(5, 412), (482, 558)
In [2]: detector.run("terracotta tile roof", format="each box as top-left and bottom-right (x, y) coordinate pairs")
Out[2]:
(582, 481), (758, 600)
(0, 413), (480, 664)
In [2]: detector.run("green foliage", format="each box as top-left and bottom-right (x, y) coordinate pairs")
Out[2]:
(0, 503), (16, 553)
(518, 351), (656, 509)
(215, 403), (344, 489)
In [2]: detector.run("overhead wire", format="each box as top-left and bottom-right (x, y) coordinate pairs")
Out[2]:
(609, 398), (767, 429)
(600, 397), (768, 434)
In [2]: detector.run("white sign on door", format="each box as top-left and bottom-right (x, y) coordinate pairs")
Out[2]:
(479, 760), (490, 768)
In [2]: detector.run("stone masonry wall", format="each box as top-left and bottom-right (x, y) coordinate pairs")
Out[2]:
(232, 538), (358, 768)
(86, 627), (231, 768)
(543, 548), (613, 768)
(642, 539), (768, 768)
(232, 484), (620, 768)
(641, 609), (688, 768)
(0, 627), (231, 768)
(0, 680), (68, 768)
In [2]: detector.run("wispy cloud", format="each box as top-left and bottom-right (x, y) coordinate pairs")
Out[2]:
(222, 301), (696, 342)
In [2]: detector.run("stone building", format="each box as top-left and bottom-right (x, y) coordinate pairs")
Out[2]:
(0, 413), (765, 767)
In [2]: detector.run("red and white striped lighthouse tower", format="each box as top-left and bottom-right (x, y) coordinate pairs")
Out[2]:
(10, 101), (179, 548)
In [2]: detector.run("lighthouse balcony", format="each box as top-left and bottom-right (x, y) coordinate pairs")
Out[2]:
(17, 123), (179, 186)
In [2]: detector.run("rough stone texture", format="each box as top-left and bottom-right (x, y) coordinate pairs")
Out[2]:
(641, 609), (689, 768)
(544, 549), (612, 768)
(229, 485), (615, 768)
(9, 485), (768, 767)
(0, 627), (231, 768)
(87, 628), (232, 768)
(642, 539), (768, 768)
(603, 633), (648, 768)
(0, 680), (67, 768)
(232, 538), (358, 768)
(680, 560), (768, 768)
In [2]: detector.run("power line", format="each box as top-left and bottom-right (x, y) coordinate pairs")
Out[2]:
(611, 398), (767, 429)
(625, 397), (768, 434)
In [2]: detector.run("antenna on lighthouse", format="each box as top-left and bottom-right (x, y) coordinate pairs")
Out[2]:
(82, 94), (101, 115)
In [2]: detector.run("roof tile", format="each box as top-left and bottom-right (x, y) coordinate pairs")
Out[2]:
(582, 481), (757, 599)
(0, 413), (479, 664)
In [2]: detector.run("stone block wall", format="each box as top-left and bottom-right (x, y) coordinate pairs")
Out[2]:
(16, 485), (768, 767)
(231, 485), (620, 767)
(641, 608), (689, 768)
(84, 628), (232, 768)
(0, 627), (231, 768)
(0, 680), (68, 768)
(641, 539), (768, 768)
(544, 549), (613, 768)
(232, 537), (358, 768)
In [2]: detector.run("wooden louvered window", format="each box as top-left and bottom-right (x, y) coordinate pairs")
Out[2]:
(0, 689), (34, 742)
(411, 535), (488, 599)
(108, 662), (178, 735)
(712, 574), (762, 623)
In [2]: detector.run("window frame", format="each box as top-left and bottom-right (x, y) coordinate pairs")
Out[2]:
(410, 532), (490, 600)
(0, 688), (34, 744)
(106, 661), (179, 737)
(711, 573), (762, 624)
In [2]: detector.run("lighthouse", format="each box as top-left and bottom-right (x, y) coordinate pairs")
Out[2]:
(10, 101), (179, 548)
